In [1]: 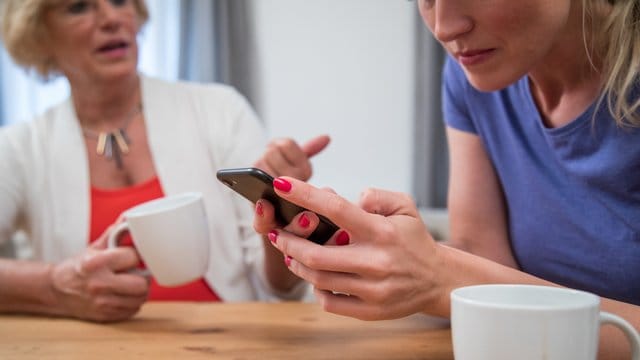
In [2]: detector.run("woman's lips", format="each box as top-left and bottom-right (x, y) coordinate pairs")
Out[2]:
(456, 48), (495, 66)
(96, 43), (129, 59)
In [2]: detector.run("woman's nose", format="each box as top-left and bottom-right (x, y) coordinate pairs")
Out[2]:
(430, 2), (473, 43)
(96, 0), (122, 30)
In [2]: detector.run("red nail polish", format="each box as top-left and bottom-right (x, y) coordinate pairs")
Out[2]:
(285, 255), (292, 267)
(336, 231), (350, 246)
(273, 178), (292, 192)
(268, 230), (278, 244)
(298, 213), (310, 228)
(256, 201), (264, 216)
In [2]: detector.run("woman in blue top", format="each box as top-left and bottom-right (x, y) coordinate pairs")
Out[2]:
(253, 0), (640, 358)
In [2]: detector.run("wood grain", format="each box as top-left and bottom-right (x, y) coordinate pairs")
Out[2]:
(0, 302), (453, 359)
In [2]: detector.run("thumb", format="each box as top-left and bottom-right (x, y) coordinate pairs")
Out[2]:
(90, 217), (127, 250)
(80, 248), (141, 274)
(301, 135), (331, 158)
(358, 188), (419, 217)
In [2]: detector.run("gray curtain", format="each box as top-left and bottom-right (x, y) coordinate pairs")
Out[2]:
(0, 49), (4, 127)
(178, 0), (259, 111)
(412, 12), (448, 208)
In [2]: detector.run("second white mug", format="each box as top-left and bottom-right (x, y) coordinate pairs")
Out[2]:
(451, 284), (640, 360)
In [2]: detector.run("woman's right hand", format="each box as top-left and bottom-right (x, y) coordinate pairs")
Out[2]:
(49, 225), (149, 322)
(258, 177), (447, 320)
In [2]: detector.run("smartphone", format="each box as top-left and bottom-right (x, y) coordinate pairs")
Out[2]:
(216, 167), (338, 245)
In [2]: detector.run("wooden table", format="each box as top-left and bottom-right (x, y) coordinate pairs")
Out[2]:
(0, 302), (453, 359)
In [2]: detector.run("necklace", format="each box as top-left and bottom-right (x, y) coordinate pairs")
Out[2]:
(81, 103), (142, 169)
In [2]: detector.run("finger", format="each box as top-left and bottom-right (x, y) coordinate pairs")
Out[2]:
(272, 177), (374, 235)
(109, 273), (150, 297)
(272, 228), (371, 274)
(271, 138), (312, 179)
(286, 255), (364, 296)
(80, 247), (142, 274)
(301, 135), (331, 158)
(320, 186), (337, 195)
(358, 188), (419, 217)
(314, 288), (389, 321)
(84, 270), (149, 298)
(263, 144), (293, 170)
(254, 199), (280, 235)
(322, 229), (350, 246)
(282, 211), (320, 239)
(88, 294), (146, 321)
(91, 227), (114, 249)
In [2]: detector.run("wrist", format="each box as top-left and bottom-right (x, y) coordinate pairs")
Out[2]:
(43, 263), (68, 317)
(425, 243), (457, 318)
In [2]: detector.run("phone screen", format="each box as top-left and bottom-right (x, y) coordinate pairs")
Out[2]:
(217, 167), (338, 244)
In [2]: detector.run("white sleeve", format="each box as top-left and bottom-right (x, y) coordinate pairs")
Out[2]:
(0, 125), (27, 249)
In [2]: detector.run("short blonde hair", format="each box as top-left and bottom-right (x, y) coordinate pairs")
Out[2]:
(0, 0), (149, 78)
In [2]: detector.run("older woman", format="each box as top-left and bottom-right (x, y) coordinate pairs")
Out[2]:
(0, 0), (328, 322)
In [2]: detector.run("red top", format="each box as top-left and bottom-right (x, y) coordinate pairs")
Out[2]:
(89, 177), (220, 302)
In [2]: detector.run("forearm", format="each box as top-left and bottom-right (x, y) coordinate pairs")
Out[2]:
(431, 243), (557, 317)
(262, 236), (302, 292)
(438, 237), (520, 269)
(0, 259), (61, 316)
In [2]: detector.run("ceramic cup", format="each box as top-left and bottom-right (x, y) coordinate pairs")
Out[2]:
(451, 284), (640, 360)
(107, 192), (209, 286)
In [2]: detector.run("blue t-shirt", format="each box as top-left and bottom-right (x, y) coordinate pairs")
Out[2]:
(442, 57), (640, 305)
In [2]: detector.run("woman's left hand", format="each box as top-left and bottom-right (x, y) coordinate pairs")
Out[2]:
(266, 176), (447, 320)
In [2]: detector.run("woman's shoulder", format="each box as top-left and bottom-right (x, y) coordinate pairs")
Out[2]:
(0, 100), (70, 145)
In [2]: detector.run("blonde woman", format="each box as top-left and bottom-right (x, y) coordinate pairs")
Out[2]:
(0, 0), (327, 322)
(254, 0), (640, 358)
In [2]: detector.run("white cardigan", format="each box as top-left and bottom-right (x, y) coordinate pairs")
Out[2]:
(0, 75), (308, 301)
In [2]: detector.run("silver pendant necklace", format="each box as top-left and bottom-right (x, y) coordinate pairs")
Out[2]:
(81, 104), (142, 169)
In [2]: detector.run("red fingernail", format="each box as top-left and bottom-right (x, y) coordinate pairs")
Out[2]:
(273, 178), (292, 192)
(285, 255), (292, 267)
(298, 213), (310, 228)
(256, 201), (264, 216)
(268, 230), (278, 244)
(336, 230), (350, 246)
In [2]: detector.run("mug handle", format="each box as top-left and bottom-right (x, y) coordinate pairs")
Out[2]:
(600, 311), (640, 360)
(107, 222), (151, 278)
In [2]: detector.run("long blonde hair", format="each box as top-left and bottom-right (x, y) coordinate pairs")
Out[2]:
(587, 0), (640, 127)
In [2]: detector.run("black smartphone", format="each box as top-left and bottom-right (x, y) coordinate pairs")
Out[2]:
(216, 167), (338, 245)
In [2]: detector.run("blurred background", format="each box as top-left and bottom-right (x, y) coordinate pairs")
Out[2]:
(0, 0), (449, 239)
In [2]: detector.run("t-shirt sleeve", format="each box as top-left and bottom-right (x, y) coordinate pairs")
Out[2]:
(441, 56), (477, 134)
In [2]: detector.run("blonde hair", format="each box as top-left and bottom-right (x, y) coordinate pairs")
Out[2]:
(0, 0), (149, 78)
(586, 0), (640, 127)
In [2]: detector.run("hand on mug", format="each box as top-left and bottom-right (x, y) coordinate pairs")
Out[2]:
(49, 223), (149, 323)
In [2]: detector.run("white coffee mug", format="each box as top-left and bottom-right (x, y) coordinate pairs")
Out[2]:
(451, 284), (640, 360)
(107, 192), (210, 287)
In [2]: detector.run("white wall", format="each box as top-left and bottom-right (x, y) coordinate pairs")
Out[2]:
(251, 0), (417, 201)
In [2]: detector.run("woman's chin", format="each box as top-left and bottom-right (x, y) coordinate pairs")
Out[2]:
(468, 77), (513, 92)
(464, 70), (522, 93)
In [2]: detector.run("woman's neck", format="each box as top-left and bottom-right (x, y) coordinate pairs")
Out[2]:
(527, 2), (604, 128)
(70, 73), (142, 129)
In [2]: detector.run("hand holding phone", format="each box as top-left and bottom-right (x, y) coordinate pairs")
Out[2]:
(217, 167), (338, 244)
